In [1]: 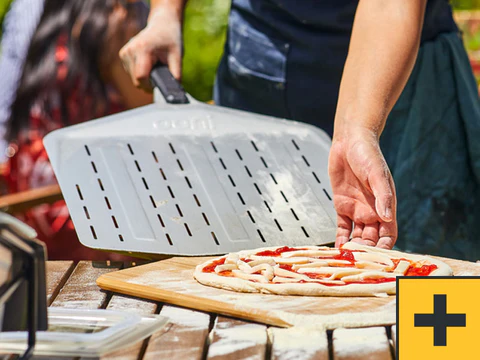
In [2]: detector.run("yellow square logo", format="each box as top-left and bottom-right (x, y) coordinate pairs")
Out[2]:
(397, 277), (480, 359)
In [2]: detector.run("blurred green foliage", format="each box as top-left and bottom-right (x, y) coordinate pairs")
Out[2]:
(456, 14), (480, 58)
(182, 0), (230, 101)
(452, 0), (480, 10)
(0, 0), (14, 40)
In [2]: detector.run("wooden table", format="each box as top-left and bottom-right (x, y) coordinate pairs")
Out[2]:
(30, 260), (397, 360)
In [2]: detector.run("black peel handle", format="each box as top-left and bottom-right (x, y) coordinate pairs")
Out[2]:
(150, 63), (189, 104)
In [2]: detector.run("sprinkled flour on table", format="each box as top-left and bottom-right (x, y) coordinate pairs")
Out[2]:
(269, 327), (328, 360)
(332, 327), (390, 358)
(208, 323), (266, 358)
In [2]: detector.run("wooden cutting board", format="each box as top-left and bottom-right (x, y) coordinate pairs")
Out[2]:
(97, 256), (480, 329)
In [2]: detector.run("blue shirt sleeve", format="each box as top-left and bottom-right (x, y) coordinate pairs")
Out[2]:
(0, 0), (45, 162)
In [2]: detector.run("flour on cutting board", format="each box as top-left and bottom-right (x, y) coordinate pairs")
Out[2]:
(128, 269), (221, 296)
(127, 268), (396, 310)
(285, 298), (396, 329)
(100, 253), (480, 332)
(277, 307), (395, 330)
(127, 268), (396, 329)
(453, 262), (480, 276)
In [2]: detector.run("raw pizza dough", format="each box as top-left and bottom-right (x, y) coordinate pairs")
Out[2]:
(194, 242), (453, 297)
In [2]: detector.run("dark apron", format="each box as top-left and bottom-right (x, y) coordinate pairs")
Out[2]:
(214, 0), (480, 261)
(214, 0), (458, 137)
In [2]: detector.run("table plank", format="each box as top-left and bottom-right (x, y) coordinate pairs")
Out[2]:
(31, 261), (403, 360)
(269, 327), (329, 360)
(97, 295), (159, 360)
(332, 327), (392, 360)
(207, 317), (268, 360)
(35, 261), (122, 360)
(34, 261), (102, 360)
(143, 305), (211, 360)
(391, 325), (396, 358)
(1, 261), (73, 360)
(0, 184), (62, 214)
(46, 261), (74, 306)
(50, 261), (122, 309)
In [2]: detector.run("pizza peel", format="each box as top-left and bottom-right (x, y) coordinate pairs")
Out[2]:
(44, 65), (336, 257)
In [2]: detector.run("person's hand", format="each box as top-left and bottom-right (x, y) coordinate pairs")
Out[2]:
(119, 6), (183, 91)
(328, 127), (397, 249)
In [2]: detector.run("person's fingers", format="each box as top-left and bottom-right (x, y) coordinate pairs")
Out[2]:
(335, 214), (352, 248)
(119, 42), (153, 90)
(376, 221), (397, 249)
(167, 47), (182, 81)
(119, 43), (137, 84)
(351, 238), (376, 247)
(352, 222), (376, 247)
(362, 223), (379, 244)
(368, 160), (395, 222)
(132, 52), (154, 91)
(351, 222), (364, 241)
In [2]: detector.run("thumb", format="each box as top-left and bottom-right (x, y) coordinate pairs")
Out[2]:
(369, 161), (395, 222)
(133, 53), (154, 91)
(167, 47), (182, 81)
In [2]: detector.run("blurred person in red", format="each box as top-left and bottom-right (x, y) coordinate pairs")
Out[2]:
(2, 0), (152, 261)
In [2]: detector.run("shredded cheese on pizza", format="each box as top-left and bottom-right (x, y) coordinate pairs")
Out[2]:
(201, 242), (440, 286)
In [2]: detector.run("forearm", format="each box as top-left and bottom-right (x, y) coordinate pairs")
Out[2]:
(149, 0), (188, 22)
(333, 0), (427, 140)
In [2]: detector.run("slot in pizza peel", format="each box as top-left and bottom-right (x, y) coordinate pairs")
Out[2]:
(44, 64), (337, 257)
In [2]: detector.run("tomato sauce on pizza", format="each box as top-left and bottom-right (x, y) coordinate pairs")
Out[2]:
(194, 242), (451, 296)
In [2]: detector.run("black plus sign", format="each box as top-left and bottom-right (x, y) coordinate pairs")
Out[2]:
(414, 294), (466, 346)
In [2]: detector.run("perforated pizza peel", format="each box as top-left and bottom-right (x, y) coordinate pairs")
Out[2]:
(44, 65), (337, 257)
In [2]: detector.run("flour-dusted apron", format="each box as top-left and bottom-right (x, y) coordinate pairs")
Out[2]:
(214, 0), (458, 137)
